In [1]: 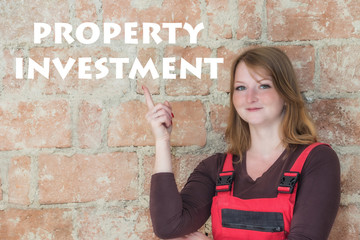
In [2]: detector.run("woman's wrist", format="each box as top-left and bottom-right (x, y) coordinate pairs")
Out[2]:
(155, 138), (171, 145)
(154, 138), (172, 173)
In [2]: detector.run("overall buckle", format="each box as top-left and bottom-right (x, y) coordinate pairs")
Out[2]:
(278, 171), (300, 194)
(216, 171), (234, 192)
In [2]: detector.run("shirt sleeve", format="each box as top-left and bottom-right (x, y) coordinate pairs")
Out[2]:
(149, 154), (222, 239)
(288, 144), (341, 240)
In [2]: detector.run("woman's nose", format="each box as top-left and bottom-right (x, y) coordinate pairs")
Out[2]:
(246, 87), (258, 103)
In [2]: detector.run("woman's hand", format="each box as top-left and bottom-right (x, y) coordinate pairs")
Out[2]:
(170, 232), (211, 240)
(143, 85), (174, 142)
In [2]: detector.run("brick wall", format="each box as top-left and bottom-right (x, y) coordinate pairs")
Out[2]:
(0, 0), (359, 239)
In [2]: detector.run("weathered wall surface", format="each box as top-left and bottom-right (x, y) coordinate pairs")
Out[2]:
(0, 0), (359, 239)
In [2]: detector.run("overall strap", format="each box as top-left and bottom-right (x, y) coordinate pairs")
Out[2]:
(223, 153), (234, 172)
(215, 154), (234, 193)
(278, 142), (329, 194)
(290, 142), (329, 173)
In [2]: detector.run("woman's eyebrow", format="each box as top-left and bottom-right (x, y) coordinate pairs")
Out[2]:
(234, 80), (245, 84)
(256, 78), (272, 83)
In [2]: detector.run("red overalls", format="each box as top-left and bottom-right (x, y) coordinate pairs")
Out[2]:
(211, 143), (326, 240)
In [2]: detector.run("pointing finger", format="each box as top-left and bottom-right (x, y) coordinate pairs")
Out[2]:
(142, 86), (154, 109)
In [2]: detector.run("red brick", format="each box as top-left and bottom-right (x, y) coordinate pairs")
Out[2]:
(103, 0), (202, 41)
(339, 154), (360, 195)
(38, 152), (138, 204)
(8, 156), (31, 205)
(165, 74), (212, 96)
(143, 155), (155, 195)
(0, 0), (69, 42)
(206, 0), (266, 41)
(0, 208), (73, 239)
(171, 101), (207, 146)
(237, 0), (263, 39)
(29, 47), (75, 95)
(136, 48), (160, 95)
(78, 206), (157, 239)
(210, 104), (230, 134)
(267, 0), (360, 41)
(102, 0), (136, 40)
(319, 45), (360, 93)
(329, 204), (360, 240)
(177, 154), (212, 189)
(164, 46), (212, 69)
(278, 45), (315, 92)
(2, 49), (26, 94)
(308, 98), (360, 146)
(206, 0), (233, 39)
(135, 207), (159, 240)
(28, 47), (130, 95)
(76, 0), (97, 22)
(78, 100), (102, 148)
(0, 100), (71, 150)
(108, 100), (207, 147)
(108, 101), (153, 147)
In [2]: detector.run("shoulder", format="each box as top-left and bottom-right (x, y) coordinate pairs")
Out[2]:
(306, 143), (339, 164)
(302, 143), (340, 175)
(196, 153), (227, 171)
(192, 153), (229, 180)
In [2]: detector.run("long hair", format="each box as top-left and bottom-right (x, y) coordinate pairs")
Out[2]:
(225, 47), (317, 159)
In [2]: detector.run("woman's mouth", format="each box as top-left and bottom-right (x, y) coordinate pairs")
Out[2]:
(246, 107), (262, 112)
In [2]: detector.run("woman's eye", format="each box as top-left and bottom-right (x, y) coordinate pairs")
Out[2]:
(235, 86), (246, 91)
(260, 84), (271, 89)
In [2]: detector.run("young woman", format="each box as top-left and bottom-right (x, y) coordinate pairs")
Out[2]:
(144, 47), (340, 240)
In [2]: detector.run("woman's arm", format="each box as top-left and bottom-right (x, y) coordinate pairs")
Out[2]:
(144, 86), (217, 238)
(288, 145), (341, 240)
(150, 156), (219, 239)
(143, 86), (173, 173)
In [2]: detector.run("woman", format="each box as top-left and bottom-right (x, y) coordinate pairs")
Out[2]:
(144, 47), (340, 240)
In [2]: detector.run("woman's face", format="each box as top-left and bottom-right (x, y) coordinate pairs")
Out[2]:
(232, 61), (285, 128)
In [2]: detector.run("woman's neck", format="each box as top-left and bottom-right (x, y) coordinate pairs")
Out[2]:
(248, 124), (284, 158)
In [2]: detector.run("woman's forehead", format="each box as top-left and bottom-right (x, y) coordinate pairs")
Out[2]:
(235, 61), (272, 81)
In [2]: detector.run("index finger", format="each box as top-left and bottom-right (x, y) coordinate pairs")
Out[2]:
(142, 86), (155, 109)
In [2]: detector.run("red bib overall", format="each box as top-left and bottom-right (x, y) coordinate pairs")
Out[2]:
(211, 143), (326, 240)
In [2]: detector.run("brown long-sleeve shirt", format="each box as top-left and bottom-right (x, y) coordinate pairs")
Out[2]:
(150, 144), (340, 239)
